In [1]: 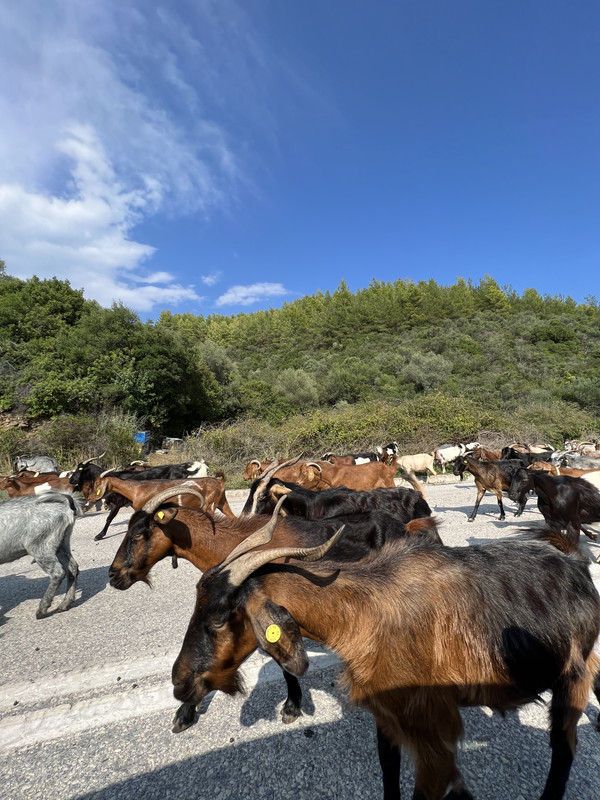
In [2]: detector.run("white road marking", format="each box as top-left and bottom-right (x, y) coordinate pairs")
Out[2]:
(0, 648), (340, 751)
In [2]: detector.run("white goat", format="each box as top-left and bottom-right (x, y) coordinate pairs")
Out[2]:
(433, 442), (480, 473)
(393, 453), (437, 482)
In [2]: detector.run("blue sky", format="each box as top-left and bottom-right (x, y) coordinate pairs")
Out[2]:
(0, 1), (598, 316)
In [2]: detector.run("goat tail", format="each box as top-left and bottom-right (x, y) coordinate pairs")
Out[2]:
(214, 471), (226, 482)
(401, 470), (426, 497)
(405, 516), (442, 544)
(524, 527), (582, 555)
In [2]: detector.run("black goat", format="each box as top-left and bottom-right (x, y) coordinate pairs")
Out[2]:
(501, 446), (554, 465)
(509, 469), (600, 547)
(243, 479), (431, 522)
(70, 459), (207, 540)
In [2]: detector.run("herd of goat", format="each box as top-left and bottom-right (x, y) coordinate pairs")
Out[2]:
(2, 438), (600, 799)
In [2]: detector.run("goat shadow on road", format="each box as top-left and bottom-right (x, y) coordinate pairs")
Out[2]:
(0, 564), (109, 625)
(446, 503), (531, 521)
(60, 677), (600, 800)
(190, 649), (323, 729)
(75, 516), (130, 540)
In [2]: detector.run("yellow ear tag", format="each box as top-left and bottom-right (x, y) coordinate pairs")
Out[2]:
(96, 489), (101, 495)
(157, 511), (165, 520)
(307, 468), (314, 481)
(265, 624), (281, 643)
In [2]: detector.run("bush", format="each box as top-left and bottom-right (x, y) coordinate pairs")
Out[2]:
(0, 427), (28, 473)
(0, 411), (141, 472)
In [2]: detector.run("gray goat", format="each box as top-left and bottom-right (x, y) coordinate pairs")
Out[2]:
(0, 492), (79, 618)
(14, 455), (60, 474)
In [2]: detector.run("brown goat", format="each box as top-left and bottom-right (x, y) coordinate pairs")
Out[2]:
(453, 455), (528, 520)
(0, 472), (74, 497)
(92, 474), (235, 517)
(242, 460), (278, 482)
(279, 457), (426, 497)
(303, 460), (397, 490)
(173, 522), (600, 800)
(110, 487), (440, 728)
(324, 454), (357, 466)
(468, 446), (503, 461)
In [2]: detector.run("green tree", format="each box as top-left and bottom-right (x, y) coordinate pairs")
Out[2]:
(274, 368), (319, 411)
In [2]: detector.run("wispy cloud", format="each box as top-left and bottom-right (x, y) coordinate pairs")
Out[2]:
(201, 271), (222, 286)
(0, 1), (268, 312)
(215, 282), (287, 307)
(0, 125), (202, 311)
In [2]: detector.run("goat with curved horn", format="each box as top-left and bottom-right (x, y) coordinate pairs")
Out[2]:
(219, 497), (287, 571)
(257, 455), (303, 481)
(224, 523), (346, 588)
(242, 456), (305, 517)
(141, 487), (205, 515)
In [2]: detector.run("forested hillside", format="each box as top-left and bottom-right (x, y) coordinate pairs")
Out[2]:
(1, 260), (599, 467)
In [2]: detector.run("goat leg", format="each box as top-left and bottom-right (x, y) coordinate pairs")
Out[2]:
(467, 489), (485, 521)
(495, 491), (506, 521)
(34, 556), (66, 619)
(539, 674), (586, 800)
(580, 526), (597, 542)
(94, 504), (120, 540)
(280, 669), (303, 723)
(53, 543), (79, 612)
(376, 726), (401, 800)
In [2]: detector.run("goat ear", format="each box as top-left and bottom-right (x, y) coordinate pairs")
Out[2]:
(153, 507), (178, 525)
(249, 599), (309, 677)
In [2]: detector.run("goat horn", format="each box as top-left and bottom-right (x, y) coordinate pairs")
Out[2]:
(240, 456), (304, 518)
(224, 521), (347, 588)
(142, 487), (205, 514)
(83, 451), (106, 465)
(304, 461), (322, 473)
(219, 497), (287, 571)
(257, 455), (303, 480)
(249, 459), (261, 467)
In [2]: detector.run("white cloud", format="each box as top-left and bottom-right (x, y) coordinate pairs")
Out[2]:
(0, 2), (259, 312)
(0, 126), (202, 311)
(215, 282), (287, 307)
(139, 272), (175, 285)
(201, 271), (222, 286)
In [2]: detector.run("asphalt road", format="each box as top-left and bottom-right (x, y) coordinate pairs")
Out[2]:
(1, 479), (600, 800)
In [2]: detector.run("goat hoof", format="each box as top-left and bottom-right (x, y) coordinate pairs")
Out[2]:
(35, 610), (47, 620)
(94, 532), (106, 541)
(172, 703), (197, 733)
(280, 705), (302, 724)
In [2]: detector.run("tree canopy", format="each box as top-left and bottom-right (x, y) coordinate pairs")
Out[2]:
(2, 267), (600, 439)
